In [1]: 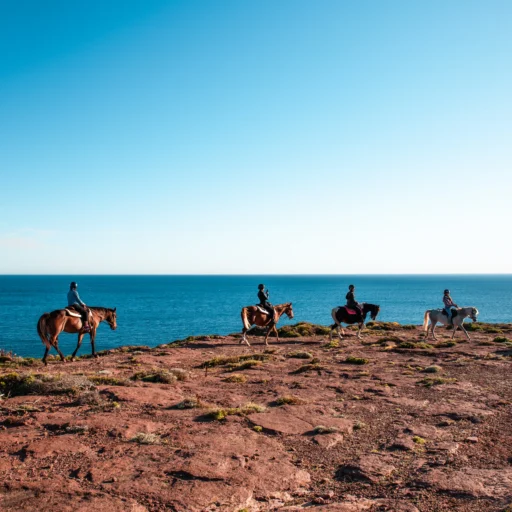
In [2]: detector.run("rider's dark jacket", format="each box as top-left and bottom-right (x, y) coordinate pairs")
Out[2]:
(346, 291), (358, 309)
(258, 289), (270, 305)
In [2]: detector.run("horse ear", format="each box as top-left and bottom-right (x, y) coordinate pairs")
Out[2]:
(113, 307), (116, 312)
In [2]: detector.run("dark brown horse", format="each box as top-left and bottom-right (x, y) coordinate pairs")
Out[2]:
(240, 302), (294, 346)
(330, 303), (380, 340)
(37, 307), (117, 364)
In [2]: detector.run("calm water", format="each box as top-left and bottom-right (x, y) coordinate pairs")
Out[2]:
(0, 275), (510, 358)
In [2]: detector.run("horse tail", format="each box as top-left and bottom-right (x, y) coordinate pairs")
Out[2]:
(37, 313), (51, 348)
(241, 307), (251, 331)
(331, 308), (339, 325)
(422, 310), (430, 331)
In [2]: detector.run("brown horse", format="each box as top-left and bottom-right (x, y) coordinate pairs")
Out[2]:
(37, 307), (117, 365)
(240, 302), (294, 346)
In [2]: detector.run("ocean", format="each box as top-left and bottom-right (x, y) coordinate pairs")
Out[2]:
(0, 275), (510, 358)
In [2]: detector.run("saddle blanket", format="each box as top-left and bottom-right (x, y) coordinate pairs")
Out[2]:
(65, 309), (82, 318)
(256, 305), (270, 315)
(341, 306), (358, 315)
(65, 307), (92, 318)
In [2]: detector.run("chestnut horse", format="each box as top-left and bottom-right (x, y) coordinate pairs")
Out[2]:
(330, 303), (380, 340)
(240, 302), (294, 346)
(37, 307), (117, 365)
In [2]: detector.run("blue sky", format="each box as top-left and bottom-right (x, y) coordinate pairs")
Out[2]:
(1, 0), (510, 274)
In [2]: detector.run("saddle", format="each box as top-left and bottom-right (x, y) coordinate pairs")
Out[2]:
(256, 305), (271, 315)
(441, 308), (458, 318)
(65, 305), (92, 319)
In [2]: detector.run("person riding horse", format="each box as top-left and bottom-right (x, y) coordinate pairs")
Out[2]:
(258, 284), (277, 323)
(67, 282), (90, 332)
(443, 289), (458, 325)
(346, 284), (363, 320)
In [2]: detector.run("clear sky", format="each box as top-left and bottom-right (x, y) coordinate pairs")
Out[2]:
(1, 0), (510, 274)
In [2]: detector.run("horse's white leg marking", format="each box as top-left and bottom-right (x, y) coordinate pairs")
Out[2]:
(459, 321), (470, 341)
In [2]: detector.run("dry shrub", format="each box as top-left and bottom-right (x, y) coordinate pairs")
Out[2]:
(205, 402), (266, 421)
(131, 369), (177, 384)
(287, 351), (313, 359)
(131, 432), (162, 445)
(275, 395), (305, 406)
(176, 396), (204, 409)
(223, 374), (247, 383)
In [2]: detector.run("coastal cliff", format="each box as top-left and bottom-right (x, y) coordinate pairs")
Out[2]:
(1, 322), (512, 511)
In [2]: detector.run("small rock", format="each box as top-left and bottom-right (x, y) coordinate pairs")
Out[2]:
(466, 436), (479, 443)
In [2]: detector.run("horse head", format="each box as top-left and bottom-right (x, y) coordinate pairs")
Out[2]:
(470, 307), (479, 322)
(284, 303), (294, 320)
(363, 303), (380, 321)
(106, 307), (117, 330)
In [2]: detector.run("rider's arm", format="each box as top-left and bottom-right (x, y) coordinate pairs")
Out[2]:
(73, 290), (85, 306)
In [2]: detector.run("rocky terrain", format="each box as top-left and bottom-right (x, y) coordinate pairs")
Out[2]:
(1, 321), (512, 512)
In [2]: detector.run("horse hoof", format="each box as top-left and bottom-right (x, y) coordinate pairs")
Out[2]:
(94, 354), (99, 359)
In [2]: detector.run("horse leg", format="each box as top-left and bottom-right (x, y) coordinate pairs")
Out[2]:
(71, 332), (85, 361)
(241, 328), (251, 347)
(90, 329), (99, 358)
(459, 322), (471, 341)
(431, 322), (438, 341)
(52, 337), (67, 362)
(264, 326), (271, 346)
(42, 346), (50, 366)
(357, 323), (364, 339)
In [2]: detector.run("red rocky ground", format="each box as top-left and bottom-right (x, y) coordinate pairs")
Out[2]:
(1, 322), (512, 511)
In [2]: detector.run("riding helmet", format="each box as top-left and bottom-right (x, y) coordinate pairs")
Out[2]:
(444, 289), (450, 294)
(70, 281), (78, 289)
(258, 284), (265, 290)
(348, 284), (355, 290)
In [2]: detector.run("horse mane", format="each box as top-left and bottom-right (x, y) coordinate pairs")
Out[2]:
(88, 306), (114, 314)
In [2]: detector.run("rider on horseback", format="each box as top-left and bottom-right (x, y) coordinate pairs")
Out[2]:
(346, 285), (363, 319)
(67, 282), (90, 332)
(443, 289), (458, 325)
(258, 284), (277, 323)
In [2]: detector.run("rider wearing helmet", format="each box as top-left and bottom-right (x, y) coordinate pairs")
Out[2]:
(67, 282), (90, 332)
(346, 284), (363, 319)
(258, 284), (276, 323)
(443, 289), (458, 325)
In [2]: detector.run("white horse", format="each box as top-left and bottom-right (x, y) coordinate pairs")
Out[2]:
(423, 307), (478, 341)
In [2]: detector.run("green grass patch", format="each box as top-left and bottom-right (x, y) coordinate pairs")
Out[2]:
(87, 375), (131, 386)
(204, 402), (266, 421)
(291, 363), (325, 374)
(223, 374), (248, 383)
(228, 360), (262, 371)
(275, 395), (305, 406)
(344, 356), (369, 365)
(201, 353), (269, 369)
(131, 369), (177, 384)
(0, 372), (96, 397)
(422, 365), (442, 373)
(398, 341), (433, 350)
(418, 377), (457, 388)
